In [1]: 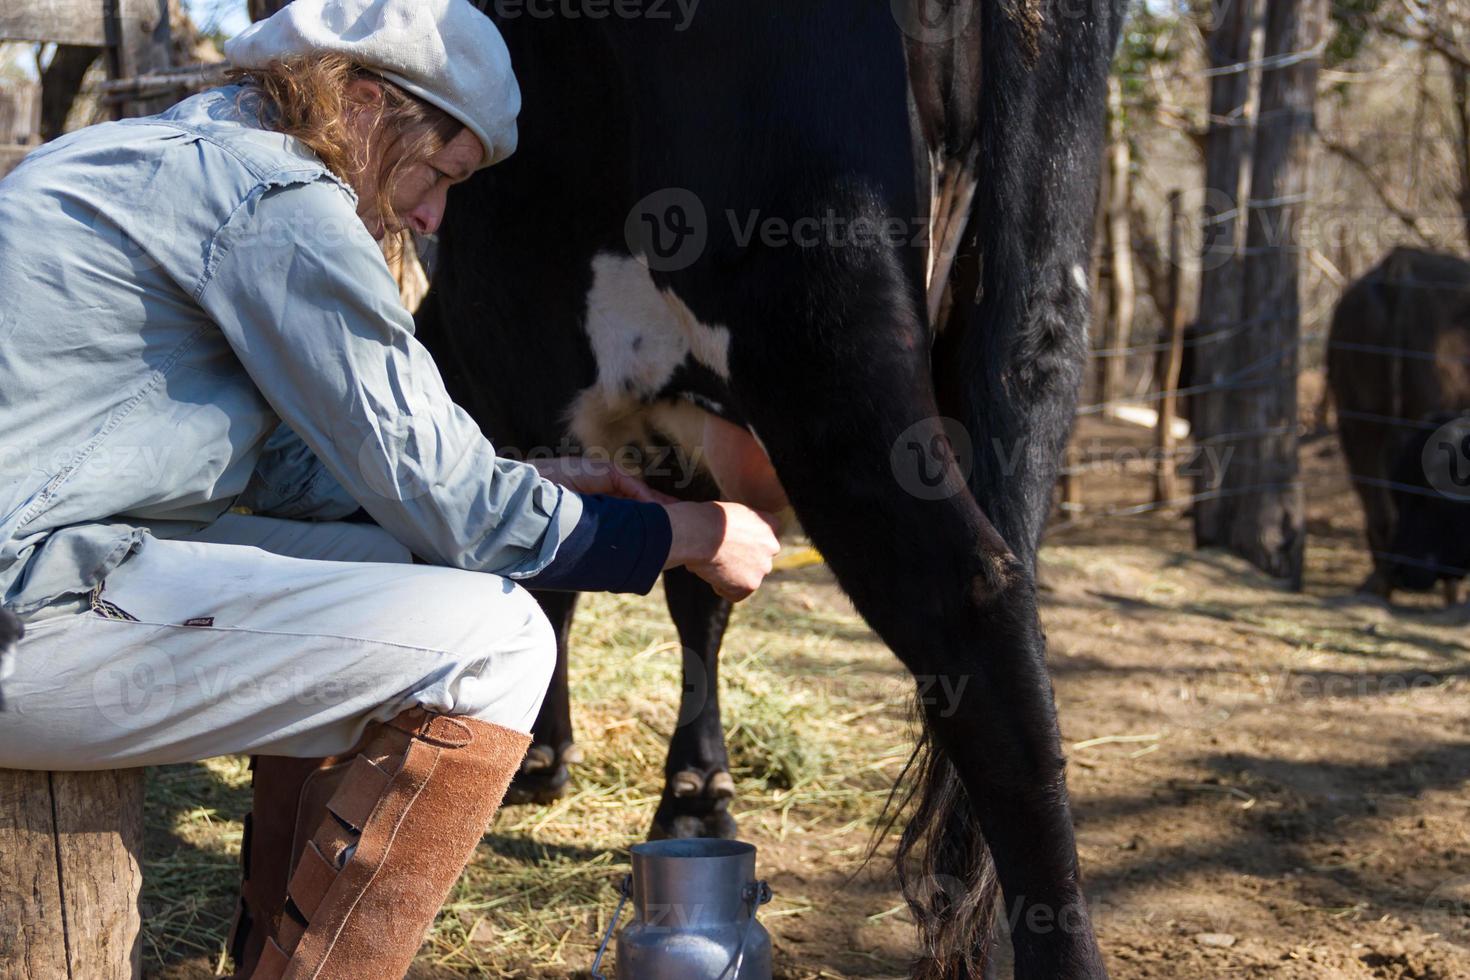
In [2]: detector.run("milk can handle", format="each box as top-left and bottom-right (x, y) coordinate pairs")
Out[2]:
(721, 879), (773, 980)
(590, 874), (632, 980)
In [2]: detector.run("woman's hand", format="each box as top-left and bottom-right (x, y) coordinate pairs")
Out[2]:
(530, 457), (676, 505)
(664, 501), (781, 602)
(532, 457), (780, 601)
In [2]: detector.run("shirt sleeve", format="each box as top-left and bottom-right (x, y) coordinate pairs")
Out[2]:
(195, 176), (584, 579)
(520, 494), (672, 594)
(236, 422), (364, 522)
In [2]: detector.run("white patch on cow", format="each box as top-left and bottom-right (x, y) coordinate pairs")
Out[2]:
(681, 312), (732, 379)
(582, 253), (733, 395)
(583, 254), (690, 396)
(1072, 263), (1089, 294)
(570, 253), (738, 477)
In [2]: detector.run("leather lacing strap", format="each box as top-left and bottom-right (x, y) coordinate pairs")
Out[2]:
(286, 842), (339, 922)
(387, 708), (473, 748)
(267, 746), (409, 967)
(326, 755), (393, 831)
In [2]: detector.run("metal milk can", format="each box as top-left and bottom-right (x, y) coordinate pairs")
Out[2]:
(591, 839), (773, 980)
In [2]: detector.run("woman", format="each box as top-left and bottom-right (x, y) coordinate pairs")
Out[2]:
(0, 0), (780, 976)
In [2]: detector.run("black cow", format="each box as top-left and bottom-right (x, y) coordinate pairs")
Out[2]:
(418, 2), (1122, 976)
(1328, 248), (1470, 603)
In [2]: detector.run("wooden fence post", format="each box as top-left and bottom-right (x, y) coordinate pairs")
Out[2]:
(1154, 191), (1188, 506)
(0, 769), (146, 979)
(112, 0), (174, 117)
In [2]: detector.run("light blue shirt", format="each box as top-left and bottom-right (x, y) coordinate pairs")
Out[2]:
(0, 86), (583, 617)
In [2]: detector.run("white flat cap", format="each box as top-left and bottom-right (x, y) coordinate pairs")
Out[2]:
(224, 0), (520, 169)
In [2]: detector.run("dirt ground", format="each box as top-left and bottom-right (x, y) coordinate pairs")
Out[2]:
(144, 417), (1470, 979)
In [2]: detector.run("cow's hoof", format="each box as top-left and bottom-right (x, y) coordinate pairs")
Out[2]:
(649, 769), (740, 840)
(1356, 571), (1394, 602)
(671, 768), (736, 800)
(503, 741), (581, 806)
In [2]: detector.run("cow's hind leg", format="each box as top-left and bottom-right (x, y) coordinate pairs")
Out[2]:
(704, 238), (1105, 979)
(505, 590), (582, 805)
(650, 566), (739, 840)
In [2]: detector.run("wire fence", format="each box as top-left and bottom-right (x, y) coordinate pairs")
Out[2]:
(1062, 14), (1470, 542)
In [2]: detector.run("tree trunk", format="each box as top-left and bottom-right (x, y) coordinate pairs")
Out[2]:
(39, 45), (101, 142)
(1407, 46), (1432, 212)
(1217, 0), (1326, 586)
(1098, 75), (1135, 407)
(1192, 0), (1261, 545)
(0, 769), (146, 979)
(1154, 191), (1188, 507)
(1450, 60), (1470, 250)
(1090, 142), (1110, 403)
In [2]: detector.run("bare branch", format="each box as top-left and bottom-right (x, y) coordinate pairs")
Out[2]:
(1318, 134), (1437, 244)
(1373, 18), (1470, 73)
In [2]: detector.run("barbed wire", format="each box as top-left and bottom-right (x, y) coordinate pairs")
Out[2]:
(1196, 43), (1330, 80)
(1079, 329), (1318, 417)
(1116, 63), (1470, 84)
(1056, 480), (1302, 520)
(1125, 129), (1470, 153)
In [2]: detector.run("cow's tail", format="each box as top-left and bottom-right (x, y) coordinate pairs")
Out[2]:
(881, 721), (1002, 978)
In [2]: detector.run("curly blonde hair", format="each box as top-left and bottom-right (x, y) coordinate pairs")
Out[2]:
(227, 53), (464, 238)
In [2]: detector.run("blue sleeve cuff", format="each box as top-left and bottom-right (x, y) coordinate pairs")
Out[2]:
(519, 494), (672, 595)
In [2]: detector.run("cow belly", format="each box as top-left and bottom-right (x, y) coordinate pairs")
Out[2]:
(568, 253), (788, 514)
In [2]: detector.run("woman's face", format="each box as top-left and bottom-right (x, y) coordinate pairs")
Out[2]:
(375, 128), (483, 239)
(345, 79), (484, 241)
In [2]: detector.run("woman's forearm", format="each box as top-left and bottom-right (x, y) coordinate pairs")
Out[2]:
(663, 502), (723, 568)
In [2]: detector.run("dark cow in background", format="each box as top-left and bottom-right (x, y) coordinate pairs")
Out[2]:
(418, 2), (1123, 976)
(1328, 247), (1470, 604)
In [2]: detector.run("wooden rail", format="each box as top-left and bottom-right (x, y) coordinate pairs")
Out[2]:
(0, 0), (172, 177)
(0, 0), (115, 46)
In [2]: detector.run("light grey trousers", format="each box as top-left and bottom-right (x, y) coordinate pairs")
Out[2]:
(0, 514), (556, 770)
